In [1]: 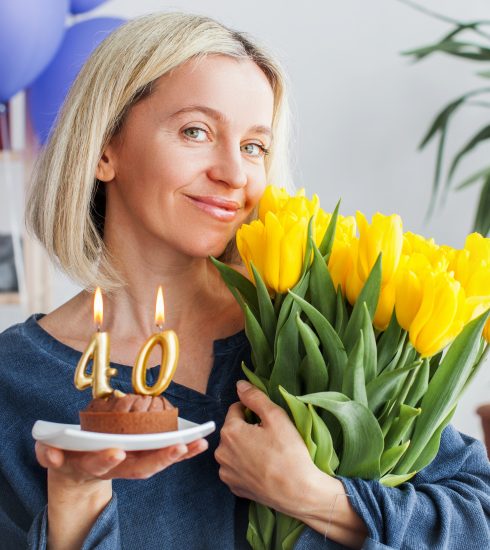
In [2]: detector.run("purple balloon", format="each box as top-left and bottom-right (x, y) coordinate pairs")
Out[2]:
(70, 0), (107, 14)
(28, 17), (125, 144)
(0, 0), (68, 102)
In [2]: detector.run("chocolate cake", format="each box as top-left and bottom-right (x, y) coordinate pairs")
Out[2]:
(80, 392), (178, 434)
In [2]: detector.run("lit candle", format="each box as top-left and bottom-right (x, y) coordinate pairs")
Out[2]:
(74, 287), (119, 398)
(132, 286), (179, 396)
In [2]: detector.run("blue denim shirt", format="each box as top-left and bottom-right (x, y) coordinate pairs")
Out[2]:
(0, 315), (489, 549)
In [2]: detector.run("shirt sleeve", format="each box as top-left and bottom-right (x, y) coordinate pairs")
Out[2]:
(295, 426), (490, 549)
(25, 493), (121, 550)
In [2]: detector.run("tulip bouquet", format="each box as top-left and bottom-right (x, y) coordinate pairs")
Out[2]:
(211, 186), (490, 550)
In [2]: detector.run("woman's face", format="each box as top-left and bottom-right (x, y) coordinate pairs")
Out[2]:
(101, 54), (275, 259)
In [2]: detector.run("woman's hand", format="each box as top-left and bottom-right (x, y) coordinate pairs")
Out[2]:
(215, 380), (325, 517)
(215, 381), (368, 549)
(36, 439), (208, 550)
(35, 438), (208, 484)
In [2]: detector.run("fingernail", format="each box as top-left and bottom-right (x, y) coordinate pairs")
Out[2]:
(170, 444), (187, 459)
(237, 380), (252, 392)
(46, 448), (58, 463)
(110, 450), (126, 462)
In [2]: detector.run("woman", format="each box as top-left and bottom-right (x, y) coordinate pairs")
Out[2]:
(0, 12), (488, 550)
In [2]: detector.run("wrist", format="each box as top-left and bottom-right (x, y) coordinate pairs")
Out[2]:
(48, 468), (112, 506)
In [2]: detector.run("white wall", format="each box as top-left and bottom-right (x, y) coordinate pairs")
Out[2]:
(2, 0), (489, 439)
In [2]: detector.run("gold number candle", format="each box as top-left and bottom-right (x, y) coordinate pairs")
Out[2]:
(132, 286), (179, 396)
(74, 287), (119, 398)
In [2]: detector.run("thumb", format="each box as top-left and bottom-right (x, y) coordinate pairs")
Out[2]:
(236, 380), (286, 426)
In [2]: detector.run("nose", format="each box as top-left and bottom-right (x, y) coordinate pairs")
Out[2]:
(207, 144), (248, 189)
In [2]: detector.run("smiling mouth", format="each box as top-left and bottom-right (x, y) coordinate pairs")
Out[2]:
(184, 195), (243, 221)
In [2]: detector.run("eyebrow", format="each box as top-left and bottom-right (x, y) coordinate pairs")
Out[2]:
(168, 105), (273, 138)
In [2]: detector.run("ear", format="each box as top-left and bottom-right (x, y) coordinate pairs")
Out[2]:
(96, 144), (117, 183)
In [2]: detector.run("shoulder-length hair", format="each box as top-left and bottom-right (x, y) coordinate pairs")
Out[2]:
(26, 12), (294, 291)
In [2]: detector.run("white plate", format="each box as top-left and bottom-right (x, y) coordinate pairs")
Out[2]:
(32, 418), (216, 451)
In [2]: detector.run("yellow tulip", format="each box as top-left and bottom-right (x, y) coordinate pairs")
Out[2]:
(237, 210), (307, 294)
(403, 232), (451, 272)
(356, 212), (403, 285)
(373, 278), (397, 330)
(396, 266), (466, 357)
(258, 185), (290, 221)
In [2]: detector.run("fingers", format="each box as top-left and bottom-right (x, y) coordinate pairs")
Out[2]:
(35, 442), (64, 469)
(236, 381), (287, 426)
(174, 438), (209, 462)
(66, 448), (127, 478)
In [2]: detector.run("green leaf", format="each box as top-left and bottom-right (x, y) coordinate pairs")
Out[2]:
(280, 519), (305, 550)
(334, 286), (348, 338)
(405, 359), (430, 408)
(209, 257), (260, 318)
(309, 242), (336, 325)
(242, 362), (269, 395)
(361, 303), (377, 384)
(247, 502), (267, 550)
(418, 95), (466, 149)
(342, 331), (367, 407)
(409, 406), (457, 473)
(376, 311), (403, 373)
(473, 174), (490, 236)
(275, 273), (310, 340)
(288, 291), (347, 392)
(343, 255), (382, 353)
(380, 440), (411, 476)
(396, 311), (490, 473)
(279, 386), (317, 460)
(269, 309), (301, 406)
(384, 404), (421, 449)
(447, 124), (490, 184)
(244, 304), (273, 379)
(366, 362), (420, 416)
(380, 472), (416, 488)
(250, 262), (276, 349)
(296, 315), (329, 393)
(319, 200), (340, 258)
(301, 216), (315, 276)
(455, 165), (490, 190)
(308, 404), (339, 475)
(298, 392), (383, 478)
(255, 503), (275, 548)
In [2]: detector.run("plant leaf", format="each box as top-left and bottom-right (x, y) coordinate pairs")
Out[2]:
(319, 200), (340, 258)
(405, 358), (430, 407)
(473, 174), (490, 236)
(250, 262), (276, 349)
(380, 472), (416, 488)
(279, 386), (317, 460)
(244, 304), (273, 379)
(366, 362), (420, 416)
(447, 124), (490, 184)
(288, 291), (347, 392)
(384, 404), (421, 449)
(361, 303), (377, 384)
(455, 165), (490, 190)
(298, 392), (383, 478)
(210, 256), (260, 318)
(342, 331), (367, 406)
(380, 440), (411, 476)
(309, 242), (336, 325)
(396, 311), (490, 472)
(377, 311), (403, 373)
(308, 403), (339, 475)
(242, 362), (269, 395)
(296, 314), (329, 393)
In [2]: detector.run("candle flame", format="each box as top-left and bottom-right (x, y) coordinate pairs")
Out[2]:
(155, 286), (165, 327)
(94, 287), (103, 328)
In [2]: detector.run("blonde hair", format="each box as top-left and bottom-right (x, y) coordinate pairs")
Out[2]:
(26, 12), (294, 290)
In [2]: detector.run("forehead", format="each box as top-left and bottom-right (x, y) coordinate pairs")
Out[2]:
(143, 55), (275, 124)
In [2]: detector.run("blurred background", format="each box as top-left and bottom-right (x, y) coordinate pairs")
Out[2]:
(0, 0), (489, 441)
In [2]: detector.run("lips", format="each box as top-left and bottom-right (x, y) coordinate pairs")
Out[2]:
(184, 194), (243, 222)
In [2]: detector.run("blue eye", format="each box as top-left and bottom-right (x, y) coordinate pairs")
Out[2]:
(241, 143), (269, 157)
(183, 127), (208, 141)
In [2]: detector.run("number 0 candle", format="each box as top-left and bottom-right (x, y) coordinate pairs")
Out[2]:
(132, 286), (179, 396)
(74, 287), (118, 398)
